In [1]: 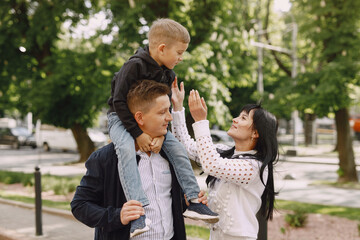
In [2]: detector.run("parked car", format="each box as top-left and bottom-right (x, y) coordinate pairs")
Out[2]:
(210, 129), (234, 147)
(38, 125), (108, 152)
(0, 127), (37, 149)
(350, 115), (360, 140)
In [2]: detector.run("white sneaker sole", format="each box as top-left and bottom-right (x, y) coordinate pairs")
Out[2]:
(183, 210), (219, 223)
(130, 218), (152, 238)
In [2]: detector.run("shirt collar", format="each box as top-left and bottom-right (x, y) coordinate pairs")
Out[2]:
(233, 149), (257, 156)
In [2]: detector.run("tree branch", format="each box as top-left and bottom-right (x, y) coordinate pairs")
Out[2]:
(263, 0), (292, 77)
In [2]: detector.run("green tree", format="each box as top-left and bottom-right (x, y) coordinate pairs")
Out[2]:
(29, 46), (117, 161)
(249, 0), (359, 182)
(0, 0), (112, 162)
(290, 0), (360, 182)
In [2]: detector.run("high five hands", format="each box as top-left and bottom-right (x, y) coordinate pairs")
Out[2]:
(188, 90), (207, 122)
(171, 77), (208, 122)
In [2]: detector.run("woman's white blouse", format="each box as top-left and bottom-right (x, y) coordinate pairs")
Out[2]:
(171, 108), (268, 239)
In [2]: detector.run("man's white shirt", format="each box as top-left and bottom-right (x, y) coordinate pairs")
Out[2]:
(130, 150), (174, 240)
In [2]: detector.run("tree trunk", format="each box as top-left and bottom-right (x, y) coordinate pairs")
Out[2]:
(71, 123), (95, 162)
(304, 113), (316, 146)
(335, 108), (358, 182)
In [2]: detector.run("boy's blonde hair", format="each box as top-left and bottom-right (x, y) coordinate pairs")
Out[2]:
(148, 18), (190, 48)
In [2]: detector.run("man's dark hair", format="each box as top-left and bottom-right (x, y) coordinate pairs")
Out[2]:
(127, 80), (170, 114)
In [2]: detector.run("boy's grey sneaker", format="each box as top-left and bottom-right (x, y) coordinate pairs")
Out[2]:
(183, 202), (219, 223)
(130, 215), (151, 238)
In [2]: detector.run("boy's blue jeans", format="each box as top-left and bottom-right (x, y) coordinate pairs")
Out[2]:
(108, 112), (200, 206)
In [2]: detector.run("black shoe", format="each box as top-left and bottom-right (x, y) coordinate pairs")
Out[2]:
(183, 202), (219, 223)
(130, 215), (151, 238)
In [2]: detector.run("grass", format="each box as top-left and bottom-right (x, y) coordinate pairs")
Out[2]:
(311, 180), (360, 190)
(0, 170), (82, 195)
(0, 191), (71, 210)
(277, 199), (360, 222)
(185, 224), (210, 239)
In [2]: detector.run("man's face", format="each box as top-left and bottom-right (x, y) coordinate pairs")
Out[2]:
(161, 41), (188, 69)
(141, 95), (173, 138)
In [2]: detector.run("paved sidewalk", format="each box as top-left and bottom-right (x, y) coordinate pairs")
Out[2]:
(0, 199), (93, 240)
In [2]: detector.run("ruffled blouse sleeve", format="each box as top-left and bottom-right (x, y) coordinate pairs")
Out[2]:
(172, 108), (260, 186)
(192, 121), (259, 186)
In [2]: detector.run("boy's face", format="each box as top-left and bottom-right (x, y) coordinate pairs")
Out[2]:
(140, 95), (173, 138)
(160, 41), (188, 69)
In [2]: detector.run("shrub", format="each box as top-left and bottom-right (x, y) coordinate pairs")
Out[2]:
(0, 170), (81, 196)
(0, 171), (33, 185)
(285, 209), (308, 228)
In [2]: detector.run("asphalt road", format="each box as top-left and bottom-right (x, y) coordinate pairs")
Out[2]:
(0, 146), (83, 176)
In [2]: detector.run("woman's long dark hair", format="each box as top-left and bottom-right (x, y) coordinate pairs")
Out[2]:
(206, 104), (279, 220)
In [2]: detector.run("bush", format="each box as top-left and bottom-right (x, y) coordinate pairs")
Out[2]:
(42, 174), (81, 196)
(0, 170), (81, 196)
(0, 171), (33, 186)
(285, 208), (308, 228)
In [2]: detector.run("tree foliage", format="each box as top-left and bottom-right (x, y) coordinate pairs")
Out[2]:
(2, 0), (359, 170)
(290, 0), (360, 182)
(0, 0), (105, 161)
(291, 0), (360, 115)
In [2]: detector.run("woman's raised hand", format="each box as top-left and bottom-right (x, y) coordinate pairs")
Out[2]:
(188, 90), (207, 122)
(171, 77), (185, 111)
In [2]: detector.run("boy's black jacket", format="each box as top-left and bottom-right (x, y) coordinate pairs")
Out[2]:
(107, 46), (175, 139)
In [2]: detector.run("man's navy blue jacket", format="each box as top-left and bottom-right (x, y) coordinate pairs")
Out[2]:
(71, 143), (186, 240)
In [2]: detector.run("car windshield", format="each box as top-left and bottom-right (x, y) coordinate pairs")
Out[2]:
(11, 127), (31, 136)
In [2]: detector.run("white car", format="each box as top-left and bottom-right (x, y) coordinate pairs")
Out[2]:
(38, 125), (108, 152)
(210, 129), (234, 147)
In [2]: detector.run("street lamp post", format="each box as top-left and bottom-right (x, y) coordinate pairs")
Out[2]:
(291, 22), (298, 148)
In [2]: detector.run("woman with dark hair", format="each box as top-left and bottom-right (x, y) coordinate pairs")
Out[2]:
(171, 80), (278, 240)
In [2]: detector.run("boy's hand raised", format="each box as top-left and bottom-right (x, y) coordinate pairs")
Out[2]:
(136, 132), (152, 152)
(171, 77), (185, 111)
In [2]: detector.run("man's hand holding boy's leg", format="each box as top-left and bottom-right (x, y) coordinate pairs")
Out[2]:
(120, 200), (145, 225)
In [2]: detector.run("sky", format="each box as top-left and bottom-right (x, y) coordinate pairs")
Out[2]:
(274, 0), (292, 12)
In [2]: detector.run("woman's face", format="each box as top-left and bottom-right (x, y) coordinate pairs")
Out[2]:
(227, 109), (256, 142)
